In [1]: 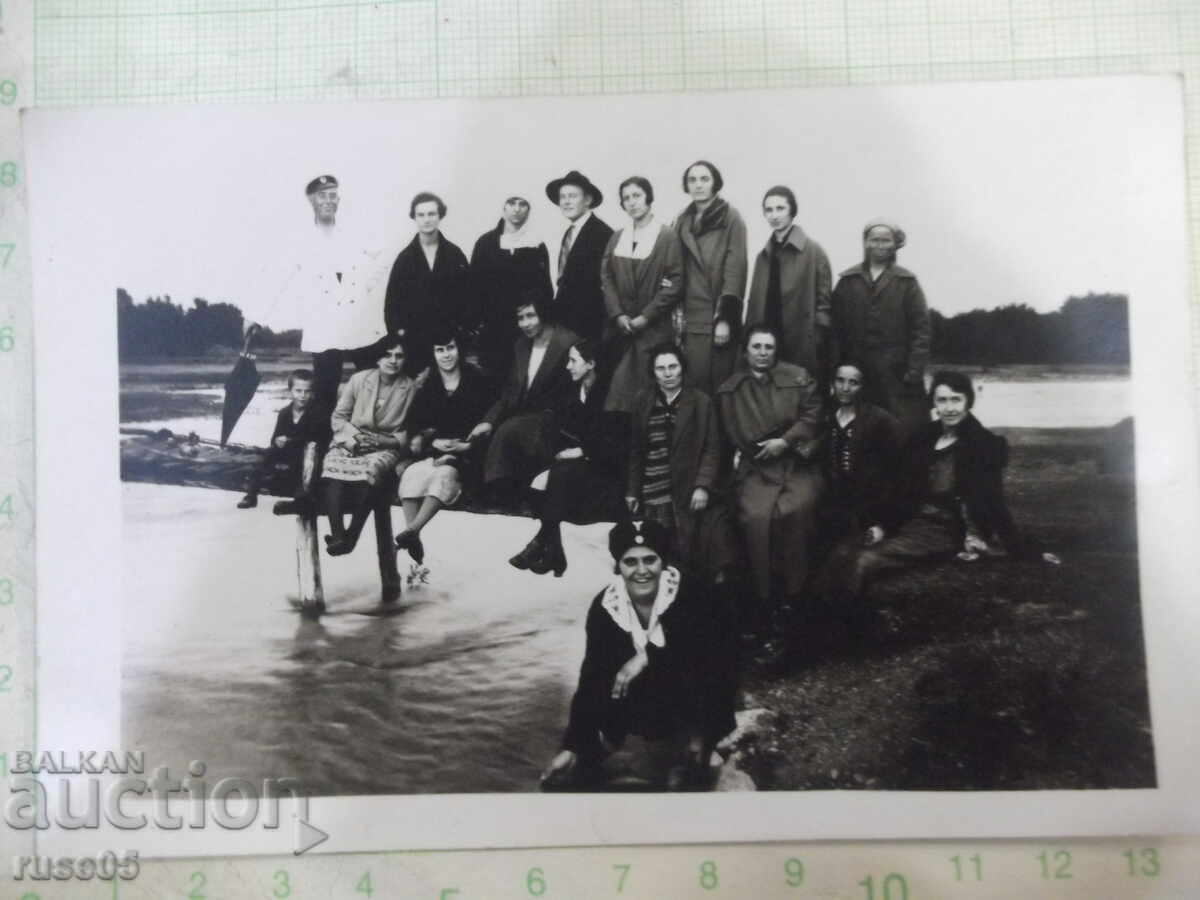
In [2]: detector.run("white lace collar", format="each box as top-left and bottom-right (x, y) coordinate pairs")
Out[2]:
(499, 224), (542, 251)
(613, 217), (663, 261)
(600, 565), (681, 653)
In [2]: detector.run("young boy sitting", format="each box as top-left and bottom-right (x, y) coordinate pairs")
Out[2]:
(237, 369), (332, 508)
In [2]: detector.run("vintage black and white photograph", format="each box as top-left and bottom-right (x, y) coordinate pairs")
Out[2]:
(25, 76), (1200, 848)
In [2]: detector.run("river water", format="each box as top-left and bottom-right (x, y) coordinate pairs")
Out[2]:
(120, 370), (1132, 795)
(122, 483), (612, 794)
(119, 367), (1133, 448)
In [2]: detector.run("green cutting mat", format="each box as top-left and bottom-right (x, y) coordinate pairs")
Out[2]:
(30, 0), (1200, 335)
(30, 1), (1200, 104)
(8, 3), (1200, 898)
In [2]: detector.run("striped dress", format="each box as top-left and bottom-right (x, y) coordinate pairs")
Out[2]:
(640, 392), (679, 535)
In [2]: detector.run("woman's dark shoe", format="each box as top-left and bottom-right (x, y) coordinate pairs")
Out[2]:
(325, 535), (355, 556)
(236, 493), (258, 509)
(508, 535), (545, 571)
(273, 497), (313, 516)
(529, 542), (567, 578)
(394, 529), (425, 564)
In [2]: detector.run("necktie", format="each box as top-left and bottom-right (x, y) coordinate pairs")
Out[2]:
(558, 224), (575, 280)
(765, 238), (784, 339)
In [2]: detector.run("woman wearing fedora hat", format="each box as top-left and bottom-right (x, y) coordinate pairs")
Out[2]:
(540, 521), (736, 791)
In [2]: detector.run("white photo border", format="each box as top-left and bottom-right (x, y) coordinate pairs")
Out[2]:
(25, 75), (1200, 857)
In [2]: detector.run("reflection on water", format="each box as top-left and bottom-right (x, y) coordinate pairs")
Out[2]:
(122, 368), (1134, 445)
(967, 377), (1132, 428)
(122, 483), (607, 794)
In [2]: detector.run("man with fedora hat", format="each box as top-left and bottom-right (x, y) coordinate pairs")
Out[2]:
(546, 170), (613, 342)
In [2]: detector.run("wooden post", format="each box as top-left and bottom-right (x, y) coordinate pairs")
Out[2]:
(277, 442), (399, 610)
(295, 442), (324, 613)
(373, 492), (401, 604)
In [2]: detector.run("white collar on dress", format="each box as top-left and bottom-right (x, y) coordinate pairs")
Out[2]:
(600, 565), (681, 653)
(499, 223), (543, 251)
(613, 215), (661, 261)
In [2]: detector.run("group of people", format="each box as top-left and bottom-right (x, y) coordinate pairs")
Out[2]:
(236, 165), (1030, 790)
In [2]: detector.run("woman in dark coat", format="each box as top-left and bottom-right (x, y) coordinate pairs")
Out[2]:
(508, 338), (626, 577)
(383, 191), (471, 374)
(626, 342), (739, 583)
(467, 294), (578, 500)
(468, 195), (554, 377)
(600, 176), (683, 412)
(393, 328), (495, 565)
(830, 219), (931, 438)
(541, 521), (737, 792)
(817, 369), (1027, 604)
(673, 160), (748, 395)
(818, 361), (903, 545)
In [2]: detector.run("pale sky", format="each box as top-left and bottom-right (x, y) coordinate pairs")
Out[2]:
(26, 77), (1162, 331)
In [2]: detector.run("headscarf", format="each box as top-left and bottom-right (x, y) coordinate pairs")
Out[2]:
(862, 219), (907, 250)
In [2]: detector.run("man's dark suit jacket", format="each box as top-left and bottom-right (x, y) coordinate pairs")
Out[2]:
(552, 214), (613, 342)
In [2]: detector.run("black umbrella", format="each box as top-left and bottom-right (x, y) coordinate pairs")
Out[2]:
(220, 333), (261, 447)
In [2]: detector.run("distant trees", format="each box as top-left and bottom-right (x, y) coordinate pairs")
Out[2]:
(117, 288), (1128, 366)
(116, 289), (300, 360)
(251, 326), (303, 350)
(931, 293), (1129, 366)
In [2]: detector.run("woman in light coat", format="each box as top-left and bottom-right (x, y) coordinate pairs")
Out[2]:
(673, 160), (748, 395)
(321, 333), (415, 556)
(600, 176), (683, 412)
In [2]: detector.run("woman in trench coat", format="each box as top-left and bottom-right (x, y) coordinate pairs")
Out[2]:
(673, 160), (748, 395)
(717, 324), (824, 625)
(830, 219), (931, 439)
(600, 176), (683, 412)
(745, 185), (832, 382)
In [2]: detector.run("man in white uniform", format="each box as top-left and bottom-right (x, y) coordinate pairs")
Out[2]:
(247, 174), (389, 419)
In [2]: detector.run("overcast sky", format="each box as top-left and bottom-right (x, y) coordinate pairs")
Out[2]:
(26, 77), (1162, 331)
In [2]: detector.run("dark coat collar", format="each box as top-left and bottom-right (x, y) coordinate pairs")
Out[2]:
(911, 412), (999, 455)
(515, 323), (573, 395)
(717, 361), (813, 394)
(404, 232), (452, 270)
(762, 224), (809, 256)
(837, 261), (916, 280)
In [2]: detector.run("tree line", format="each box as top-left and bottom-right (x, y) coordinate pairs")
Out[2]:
(931, 293), (1129, 367)
(116, 288), (300, 360)
(116, 288), (1129, 367)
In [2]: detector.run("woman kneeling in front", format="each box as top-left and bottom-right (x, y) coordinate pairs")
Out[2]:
(541, 521), (736, 791)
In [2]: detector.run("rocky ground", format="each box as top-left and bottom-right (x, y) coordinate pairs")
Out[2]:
(722, 426), (1153, 792)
